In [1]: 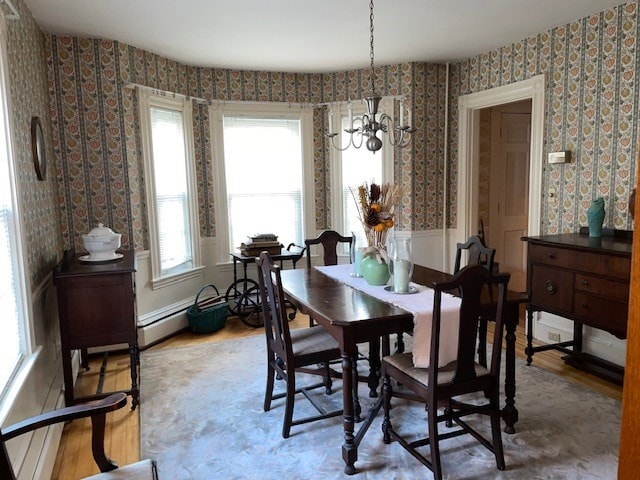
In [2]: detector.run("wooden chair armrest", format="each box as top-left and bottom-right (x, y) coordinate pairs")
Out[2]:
(2, 392), (127, 472)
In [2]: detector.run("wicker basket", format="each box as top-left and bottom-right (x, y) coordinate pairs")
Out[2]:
(186, 284), (228, 333)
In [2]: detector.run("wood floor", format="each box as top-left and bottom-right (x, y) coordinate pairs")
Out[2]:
(51, 313), (622, 479)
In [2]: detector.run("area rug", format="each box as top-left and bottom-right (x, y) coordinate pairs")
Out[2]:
(140, 335), (620, 480)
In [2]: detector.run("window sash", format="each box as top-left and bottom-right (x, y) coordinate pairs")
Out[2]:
(222, 115), (304, 251)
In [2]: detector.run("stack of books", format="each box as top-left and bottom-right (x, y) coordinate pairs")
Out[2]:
(240, 233), (281, 256)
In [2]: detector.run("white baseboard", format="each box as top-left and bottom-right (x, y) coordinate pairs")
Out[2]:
(137, 309), (188, 348)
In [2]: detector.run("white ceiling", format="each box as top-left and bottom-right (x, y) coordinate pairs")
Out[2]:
(23, 0), (630, 73)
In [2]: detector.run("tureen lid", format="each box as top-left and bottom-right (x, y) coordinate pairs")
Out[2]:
(84, 223), (119, 238)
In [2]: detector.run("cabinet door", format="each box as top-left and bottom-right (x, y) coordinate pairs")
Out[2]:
(530, 264), (573, 314)
(60, 273), (135, 347)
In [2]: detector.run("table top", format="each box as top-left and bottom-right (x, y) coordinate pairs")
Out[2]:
(280, 264), (527, 329)
(522, 231), (633, 256)
(53, 250), (135, 278)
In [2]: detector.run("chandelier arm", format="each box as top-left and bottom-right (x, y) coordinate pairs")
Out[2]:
(328, 133), (356, 152)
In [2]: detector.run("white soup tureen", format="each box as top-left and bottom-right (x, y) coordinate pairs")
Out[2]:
(82, 223), (122, 260)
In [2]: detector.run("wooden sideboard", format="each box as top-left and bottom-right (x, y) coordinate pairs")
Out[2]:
(53, 250), (139, 408)
(522, 229), (632, 385)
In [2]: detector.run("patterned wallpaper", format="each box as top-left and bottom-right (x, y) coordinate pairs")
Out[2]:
(6, 0), (62, 288)
(32, 0), (640, 266)
(46, 39), (449, 251)
(453, 1), (639, 233)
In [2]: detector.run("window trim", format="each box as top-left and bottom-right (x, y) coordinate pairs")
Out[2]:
(0, 11), (33, 410)
(329, 97), (394, 239)
(210, 102), (314, 265)
(138, 90), (202, 288)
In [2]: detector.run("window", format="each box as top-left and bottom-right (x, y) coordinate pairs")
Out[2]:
(212, 103), (313, 263)
(0, 17), (27, 398)
(139, 91), (201, 286)
(330, 100), (393, 252)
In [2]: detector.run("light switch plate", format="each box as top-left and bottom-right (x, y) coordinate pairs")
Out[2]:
(548, 151), (571, 164)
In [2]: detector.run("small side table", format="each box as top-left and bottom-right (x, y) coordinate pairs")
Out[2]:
(53, 250), (139, 409)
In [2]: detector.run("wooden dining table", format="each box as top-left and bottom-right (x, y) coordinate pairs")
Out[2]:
(279, 263), (527, 475)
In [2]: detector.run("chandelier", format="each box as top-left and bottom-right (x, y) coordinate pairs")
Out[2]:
(326, 0), (415, 153)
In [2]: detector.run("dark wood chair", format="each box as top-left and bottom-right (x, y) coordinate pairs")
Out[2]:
(0, 393), (158, 479)
(304, 230), (353, 269)
(381, 265), (510, 480)
(256, 251), (343, 438)
(454, 234), (497, 367)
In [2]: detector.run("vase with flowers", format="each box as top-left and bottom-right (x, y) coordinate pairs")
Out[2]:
(351, 181), (403, 285)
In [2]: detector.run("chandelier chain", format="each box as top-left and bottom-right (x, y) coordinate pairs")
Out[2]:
(369, 0), (375, 94)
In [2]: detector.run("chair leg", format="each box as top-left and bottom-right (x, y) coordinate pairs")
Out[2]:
(323, 361), (333, 395)
(477, 317), (488, 367)
(264, 360), (276, 412)
(381, 374), (392, 444)
(427, 400), (443, 480)
(490, 398), (506, 470)
(282, 374), (296, 439)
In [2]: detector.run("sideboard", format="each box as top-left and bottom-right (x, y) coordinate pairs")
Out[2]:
(522, 229), (632, 385)
(53, 250), (139, 408)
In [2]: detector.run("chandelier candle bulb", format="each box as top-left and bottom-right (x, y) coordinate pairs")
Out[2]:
(328, 110), (333, 133)
(408, 107), (412, 127)
(399, 102), (404, 126)
(348, 104), (353, 125)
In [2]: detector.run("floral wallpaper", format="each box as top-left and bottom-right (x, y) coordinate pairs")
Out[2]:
(46, 39), (448, 251)
(6, 0), (62, 288)
(40, 0), (640, 260)
(453, 1), (639, 233)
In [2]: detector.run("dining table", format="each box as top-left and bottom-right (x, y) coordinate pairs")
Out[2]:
(279, 263), (527, 475)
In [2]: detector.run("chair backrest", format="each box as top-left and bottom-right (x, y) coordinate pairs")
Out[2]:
(305, 230), (353, 269)
(429, 265), (510, 386)
(453, 235), (496, 274)
(256, 252), (294, 364)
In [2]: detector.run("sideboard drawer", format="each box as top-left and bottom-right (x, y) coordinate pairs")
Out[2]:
(573, 292), (627, 338)
(575, 274), (629, 302)
(530, 264), (573, 313)
(528, 243), (629, 279)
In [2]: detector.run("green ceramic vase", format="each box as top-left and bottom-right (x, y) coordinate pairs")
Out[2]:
(360, 256), (390, 286)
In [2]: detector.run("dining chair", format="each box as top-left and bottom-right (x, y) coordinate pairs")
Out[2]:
(304, 230), (353, 269)
(256, 251), (343, 438)
(0, 392), (158, 480)
(454, 234), (497, 367)
(381, 265), (510, 480)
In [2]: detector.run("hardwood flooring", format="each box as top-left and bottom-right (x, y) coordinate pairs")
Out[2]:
(50, 314), (622, 479)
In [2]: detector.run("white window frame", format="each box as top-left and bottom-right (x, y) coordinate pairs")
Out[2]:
(210, 102), (315, 265)
(138, 90), (203, 288)
(329, 97), (394, 242)
(0, 11), (34, 416)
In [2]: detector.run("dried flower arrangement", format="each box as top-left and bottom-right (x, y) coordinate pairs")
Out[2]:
(350, 181), (404, 263)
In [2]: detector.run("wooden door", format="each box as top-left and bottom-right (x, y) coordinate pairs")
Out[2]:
(489, 111), (530, 292)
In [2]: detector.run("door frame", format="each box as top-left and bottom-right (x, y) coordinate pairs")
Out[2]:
(457, 74), (545, 247)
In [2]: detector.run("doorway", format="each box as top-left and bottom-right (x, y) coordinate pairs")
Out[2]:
(456, 75), (545, 283)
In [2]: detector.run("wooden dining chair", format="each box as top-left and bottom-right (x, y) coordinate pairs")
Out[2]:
(381, 265), (510, 480)
(454, 234), (497, 367)
(0, 392), (158, 480)
(304, 230), (353, 269)
(256, 251), (343, 438)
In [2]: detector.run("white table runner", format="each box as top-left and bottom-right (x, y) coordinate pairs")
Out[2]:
(315, 264), (461, 368)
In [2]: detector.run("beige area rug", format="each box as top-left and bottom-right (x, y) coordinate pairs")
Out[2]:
(140, 335), (620, 480)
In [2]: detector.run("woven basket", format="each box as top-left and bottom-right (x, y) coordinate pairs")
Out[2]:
(186, 284), (228, 333)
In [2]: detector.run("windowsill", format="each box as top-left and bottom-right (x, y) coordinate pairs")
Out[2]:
(0, 346), (42, 426)
(150, 265), (205, 289)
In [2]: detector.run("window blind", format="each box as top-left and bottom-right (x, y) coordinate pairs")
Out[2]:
(150, 106), (193, 275)
(222, 116), (304, 250)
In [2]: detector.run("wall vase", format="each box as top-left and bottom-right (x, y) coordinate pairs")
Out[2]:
(360, 255), (390, 286)
(587, 197), (605, 238)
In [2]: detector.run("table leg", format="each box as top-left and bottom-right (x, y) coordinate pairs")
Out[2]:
(129, 344), (140, 410)
(502, 303), (519, 434)
(525, 306), (534, 365)
(341, 351), (357, 475)
(367, 339), (380, 398)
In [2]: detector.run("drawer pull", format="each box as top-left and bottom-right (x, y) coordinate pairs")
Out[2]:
(547, 252), (556, 259)
(580, 301), (588, 309)
(581, 280), (589, 287)
(545, 281), (557, 295)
